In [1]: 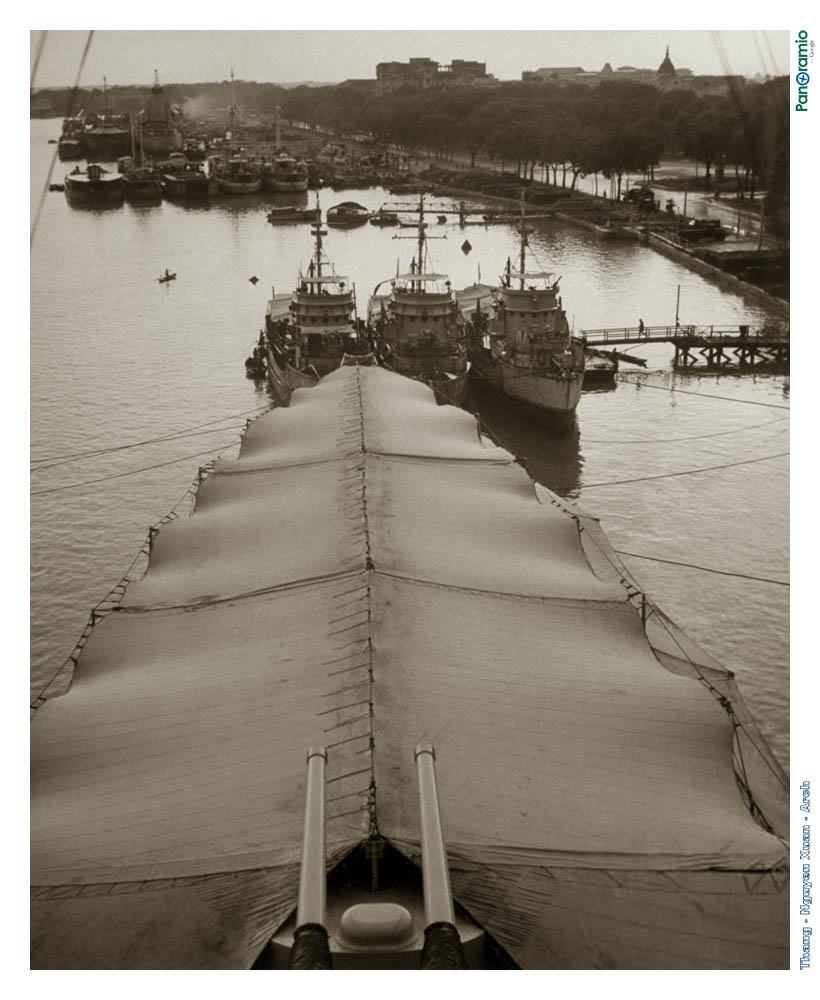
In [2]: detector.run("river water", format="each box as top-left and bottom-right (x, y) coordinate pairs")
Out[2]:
(30, 119), (789, 769)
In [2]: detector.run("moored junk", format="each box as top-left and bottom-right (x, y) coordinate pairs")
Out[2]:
(260, 198), (373, 402)
(459, 198), (585, 429)
(368, 194), (470, 406)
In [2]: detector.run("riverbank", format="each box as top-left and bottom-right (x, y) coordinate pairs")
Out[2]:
(413, 161), (787, 308)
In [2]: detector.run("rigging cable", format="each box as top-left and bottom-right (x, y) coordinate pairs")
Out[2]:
(32, 424), (245, 471)
(613, 550), (788, 588)
(31, 442), (237, 497)
(581, 449), (788, 490)
(616, 375), (790, 409)
(30, 30), (47, 88)
(30, 29), (94, 248)
(30, 405), (270, 468)
(580, 413), (788, 446)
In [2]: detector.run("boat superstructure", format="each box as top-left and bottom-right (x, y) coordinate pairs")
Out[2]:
(138, 70), (183, 156)
(462, 201), (585, 428)
(210, 70), (263, 195)
(368, 194), (469, 405)
(159, 151), (210, 200)
(30, 365), (789, 970)
(64, 162), (125, 206)
(261, 199), (372, 402)
(82, 77), (130, 160)
(271, 153), (309, 192)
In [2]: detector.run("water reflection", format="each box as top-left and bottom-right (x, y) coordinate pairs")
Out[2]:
(465, 380), (583, 499)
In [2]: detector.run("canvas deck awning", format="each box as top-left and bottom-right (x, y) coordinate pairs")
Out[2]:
(31, 366), (788, 969)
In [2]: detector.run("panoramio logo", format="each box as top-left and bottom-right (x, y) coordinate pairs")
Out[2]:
(796, 30), (810, 111)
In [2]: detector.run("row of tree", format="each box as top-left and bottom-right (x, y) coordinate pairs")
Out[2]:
(282, 78), (786, 203)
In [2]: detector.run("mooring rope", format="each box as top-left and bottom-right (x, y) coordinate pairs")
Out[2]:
(31, 406), (269, 468)
(614, 550), (788, 587)
(581, 450), (788, 490)
(616, 375), (790, 410)
(31, 442), (238, 496)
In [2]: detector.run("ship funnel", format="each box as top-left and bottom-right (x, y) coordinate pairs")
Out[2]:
(289, 746), (333, 968)
(414, 744), (466, 969)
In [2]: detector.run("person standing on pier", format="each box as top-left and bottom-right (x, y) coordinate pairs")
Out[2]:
(638, 318), (645, 337)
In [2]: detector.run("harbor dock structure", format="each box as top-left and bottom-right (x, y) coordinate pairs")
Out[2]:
(581, 323), (789, 371)
(31, 366), (787, 969)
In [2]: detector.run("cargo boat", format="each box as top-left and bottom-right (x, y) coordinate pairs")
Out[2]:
(63, 163), (125, 206)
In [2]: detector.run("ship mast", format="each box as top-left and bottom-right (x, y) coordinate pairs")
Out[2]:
(518, 195), (526, 291)
(228, 67), (237, 149)
(415, 193), (426, 293)
(313, 194), (324, 280)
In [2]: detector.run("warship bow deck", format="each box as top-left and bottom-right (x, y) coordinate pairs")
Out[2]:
(31, 366), (788, 969)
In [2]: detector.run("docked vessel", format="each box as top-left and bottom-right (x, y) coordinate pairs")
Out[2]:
(30, 365), (789, 970)
(82, 116), (130, 160)
(368, 195), (469, 405)
(460, 204), (585, 428)
(138, 71), (183, 156)
(209, 69), (263, 195)
(159, 152), (211, 200)
(266, 205), (320, 224)
(326, 201), (369, 228)
(82, 79), (130, 160)
(262, 201), (372, 404)
(57, 113), (86, 161)
(63, 163), (125, 206)
(271, 153), (309, 192)
(210, 153), (263, 195)
(117, 123), (163, 203)
(369, 207), (400, 227)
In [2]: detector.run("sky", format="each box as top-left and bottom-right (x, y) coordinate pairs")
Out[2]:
(29, 26), (790, 90)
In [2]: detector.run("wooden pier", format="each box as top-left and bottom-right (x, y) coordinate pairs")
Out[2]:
(580, 323), (789, 371)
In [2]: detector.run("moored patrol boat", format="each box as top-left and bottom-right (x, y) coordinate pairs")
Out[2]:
(258, 199), (373, 403)
(460, 201), (585, 428)
(368, 194), (469, 405)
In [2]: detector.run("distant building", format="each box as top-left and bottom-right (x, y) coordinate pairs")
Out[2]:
(30, 93), (55, 115)
(376, 57), (493, 96)
(522, 47), (744, 95)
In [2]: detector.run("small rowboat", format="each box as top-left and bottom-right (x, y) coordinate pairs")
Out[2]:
(158, 270), (177, 284)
